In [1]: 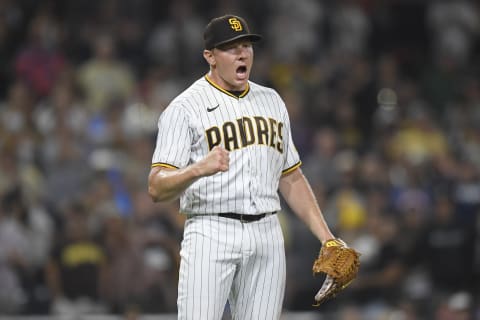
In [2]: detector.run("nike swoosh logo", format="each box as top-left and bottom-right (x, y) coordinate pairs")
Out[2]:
(207, 104), (220, 112)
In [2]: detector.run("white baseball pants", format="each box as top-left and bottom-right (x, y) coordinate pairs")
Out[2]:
(177, 214), (286, 319)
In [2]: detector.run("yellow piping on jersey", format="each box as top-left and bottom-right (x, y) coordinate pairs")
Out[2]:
(282, 161), (302, 175)
(152, 162), (179, 169)
(205, 75), (250, 98)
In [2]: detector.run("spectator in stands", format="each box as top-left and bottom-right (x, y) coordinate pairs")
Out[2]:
(388, 105), (449, 167)
(45, 202), (108, 316)
(409, 194), (476, 296)
(77, 32), (135, 113)
(0, 80), (35, 153)
(14, 12), (66, 99)
(101, 213), (143, 314)
(349, 213), (405, 310)
(0, 187), (30, 314)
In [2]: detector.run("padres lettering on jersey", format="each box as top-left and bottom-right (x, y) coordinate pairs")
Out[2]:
(205, 116), (284, 152)
(152, 75), (301, 215)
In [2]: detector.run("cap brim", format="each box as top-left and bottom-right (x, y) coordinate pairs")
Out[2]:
(213, 34), (262, 48)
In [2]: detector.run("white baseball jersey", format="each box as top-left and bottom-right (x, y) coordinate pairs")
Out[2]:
(151, 75), (301, 215)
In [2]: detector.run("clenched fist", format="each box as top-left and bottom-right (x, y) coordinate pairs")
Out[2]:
(197, 146), (230, 177)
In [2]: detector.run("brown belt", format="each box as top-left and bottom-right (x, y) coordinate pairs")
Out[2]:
(218, 212), (276, 223)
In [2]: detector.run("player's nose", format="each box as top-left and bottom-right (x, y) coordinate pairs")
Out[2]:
(235, 45), (251, 58)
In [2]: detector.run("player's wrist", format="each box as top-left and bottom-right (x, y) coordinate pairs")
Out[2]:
(190, 162), (208, 179)
(320, 231), (336, 245)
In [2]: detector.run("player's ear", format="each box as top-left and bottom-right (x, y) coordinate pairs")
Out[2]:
(203, 49), (216, 67)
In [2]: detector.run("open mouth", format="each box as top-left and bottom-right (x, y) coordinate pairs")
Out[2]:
(236, 66), (247, 77)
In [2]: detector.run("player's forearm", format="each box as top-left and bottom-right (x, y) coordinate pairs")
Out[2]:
(279, 169), (335, 244)
(148, 165), (203, 202)
(149, 147), (229, 202)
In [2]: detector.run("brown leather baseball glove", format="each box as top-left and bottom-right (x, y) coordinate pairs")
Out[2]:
(312, 238), (360, 306)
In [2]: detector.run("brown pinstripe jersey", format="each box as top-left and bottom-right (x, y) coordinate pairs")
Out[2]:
(152, 75), (301, 215)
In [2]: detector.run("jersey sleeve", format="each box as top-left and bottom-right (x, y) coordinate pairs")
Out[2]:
(281, 101), (302, 175)
(151, 103), (191, 169)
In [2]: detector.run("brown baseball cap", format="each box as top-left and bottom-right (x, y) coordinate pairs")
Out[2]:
(204, 15), (262, 50)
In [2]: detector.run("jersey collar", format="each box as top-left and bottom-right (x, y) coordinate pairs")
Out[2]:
(205, 75), (250, 99)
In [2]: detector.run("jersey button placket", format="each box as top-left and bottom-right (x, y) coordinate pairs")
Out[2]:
(238, 97), (256, 214)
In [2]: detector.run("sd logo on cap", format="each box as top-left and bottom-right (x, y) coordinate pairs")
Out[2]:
(204, 15), (262, 50)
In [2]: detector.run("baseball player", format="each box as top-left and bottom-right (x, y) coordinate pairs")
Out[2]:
(148, 15), (341, 319)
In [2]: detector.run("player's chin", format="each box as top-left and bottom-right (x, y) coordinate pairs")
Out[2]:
(233, 78), (249, 88)
(234, 75), (250, 88)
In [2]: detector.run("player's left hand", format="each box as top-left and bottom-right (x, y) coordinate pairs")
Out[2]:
(312, 238), (360, 306)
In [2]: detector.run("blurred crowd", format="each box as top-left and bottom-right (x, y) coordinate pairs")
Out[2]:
(0, 0), (479, 319)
